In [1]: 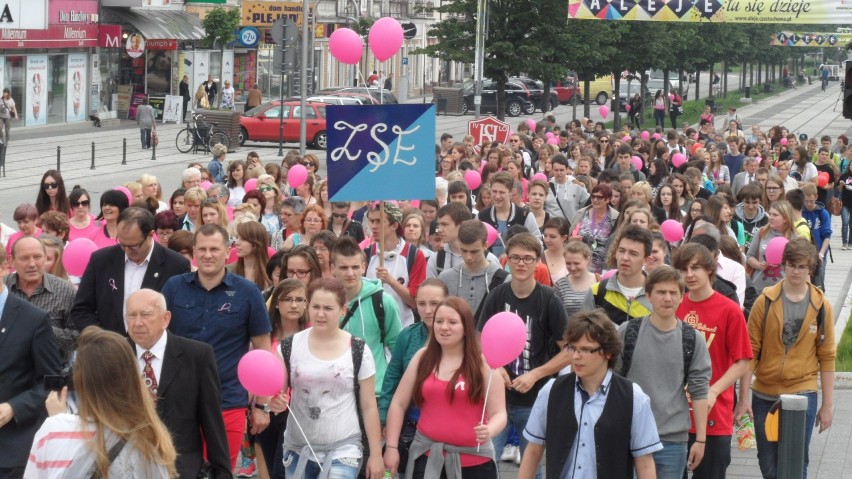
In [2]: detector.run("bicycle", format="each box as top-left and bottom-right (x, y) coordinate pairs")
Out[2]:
(175, 114), (231, 154)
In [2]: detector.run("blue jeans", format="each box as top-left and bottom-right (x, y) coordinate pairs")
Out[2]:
(282, 449), (360, 479)
(653, 441), (687, 479)
(654, 109), (666, 128)
(752, 392), (817, 479)
(140, 128), (151, 148)
(841, 206), (852, 245)
(492, 403), (540, 479)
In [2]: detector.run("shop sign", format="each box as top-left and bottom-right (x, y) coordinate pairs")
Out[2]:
(67, 52), (87, 122)
(238, 26), (259, 47)
(26, 55), (48, 126)
(240, 2), (312, 27)
(1, 0), (48, 30)
(0, 0), (96, 48)
(98, 24), (121, 47)
(146, 38), (177, 50)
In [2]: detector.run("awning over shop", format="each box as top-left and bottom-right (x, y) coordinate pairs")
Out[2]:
(104, 7), (206, 41)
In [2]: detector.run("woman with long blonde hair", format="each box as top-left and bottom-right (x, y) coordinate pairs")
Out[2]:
(26, 328), (176, 478)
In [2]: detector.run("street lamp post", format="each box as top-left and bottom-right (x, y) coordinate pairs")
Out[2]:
(473, 0), (487, 119)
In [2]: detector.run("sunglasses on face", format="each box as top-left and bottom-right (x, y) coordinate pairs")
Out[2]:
(71, 200), (90, 208)
(331, 212), (348, 219)
(43, 182), (59, 190)
(259, 186), (275, 192)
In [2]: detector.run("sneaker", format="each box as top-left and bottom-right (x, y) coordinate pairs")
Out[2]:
(236, 457), (257, 478)
(514, 448), (521, 465)
(844, 244), (849, 250)
(500, 445), (517, 462)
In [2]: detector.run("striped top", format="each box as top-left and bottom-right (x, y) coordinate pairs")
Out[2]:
(553, 276), (590, 319)
(25, 413), (170, 479)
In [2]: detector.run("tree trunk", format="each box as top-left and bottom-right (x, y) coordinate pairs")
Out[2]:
(695, 68), (701, 103)
(496, 79), (506, 121)
(583, 76), (591, 119)
(613, 76), (621, 131)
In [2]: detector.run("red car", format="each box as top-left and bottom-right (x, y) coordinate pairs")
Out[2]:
(240, 100), (328, 149)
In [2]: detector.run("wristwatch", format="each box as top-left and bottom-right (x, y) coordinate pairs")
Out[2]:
(254, 403), (271, 414)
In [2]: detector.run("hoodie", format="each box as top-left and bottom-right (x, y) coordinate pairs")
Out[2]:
(438, 261), (511, 313)
(802, 203), (832, 250)
(734, 203), (768, 250)
(343, 278), (403, 395)
(611, 162), (647, 182)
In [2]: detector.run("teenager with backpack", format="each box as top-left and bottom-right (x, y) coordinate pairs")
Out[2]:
(743, 238), (835, 479)
(332, 237), (403, 396)
(615, 266), (712, 479)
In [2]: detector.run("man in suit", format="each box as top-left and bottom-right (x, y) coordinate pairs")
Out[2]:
(71, 207), (191, 335)
(0, 252), (61, 478)
(731, 156), (760, 198)
(127, 288), (232, 478)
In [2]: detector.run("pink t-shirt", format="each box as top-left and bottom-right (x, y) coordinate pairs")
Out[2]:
(68, 218), (99, 242)
(417, 373), (490, 467)
(88, 225), (118, 249)
(6, 228), (43, 258)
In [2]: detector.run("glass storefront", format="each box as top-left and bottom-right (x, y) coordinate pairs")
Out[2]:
(48, 54), (67, 124)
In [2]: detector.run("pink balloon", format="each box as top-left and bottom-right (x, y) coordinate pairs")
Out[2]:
(481, 312), (527, 369)
(287, 164), (308, 188)
(653, 133), (661, 141)
(780, 138), (788, 146)
(547, 137), (558, 145)
(244, 178), (258, 192)
(227, 246), (238, 265)
(114, 186), (133, 205)
(482, 221), (499, 248)
(671, 153), (687, 168)
(368, 17), (404, 62)
(545, 132), (554, 139)
(62, 238), (97, 277)
(660, 219), (685, 242)
(532, 172), (548, 182)
(329, 28), (363, 65)
(599, 105), (609, 118)
(640, 131), (650, 140)
(765, 236), (789, 265)
(625, 104), (631, 112)
(238, 350), (286, 396)
(669, 94), (675, 101)
(410, 200), (420, 208)
(200, 181), (213, 191)
(268, 246), (277, 257)
(601, 269), (616, 280)
(622, 135), (631, 142)
(526, 119), (536, 131)
(464, 170), (482, 190)
(631, 155), (643, 171)
(818, 172), (829, 188)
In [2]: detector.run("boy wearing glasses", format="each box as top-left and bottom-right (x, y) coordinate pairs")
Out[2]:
(673, 244), (752, 479)
(519, 310), (662, 479)
(478, 233), (570, 477)
(616, 266), (712, 479)
(734, 183), (768, 251)
(745, 238), (835, 479)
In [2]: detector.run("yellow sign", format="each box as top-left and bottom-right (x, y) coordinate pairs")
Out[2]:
(567, 0), (852, 24)
(770, 32), (852, 47)
(241, 2), (311, 27)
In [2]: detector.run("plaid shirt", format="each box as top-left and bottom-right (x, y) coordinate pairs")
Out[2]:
(5, 272), (77, 361)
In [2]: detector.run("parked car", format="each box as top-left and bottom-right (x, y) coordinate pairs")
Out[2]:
(550, 75), (580, 106)
(574, 74), (613, 105)
(239, 100), (328, 149)
(454, 79), (534, 116)
(306, 95), (370, 105)
(510, 76), (559, 113)
(317, 87), (398, 104)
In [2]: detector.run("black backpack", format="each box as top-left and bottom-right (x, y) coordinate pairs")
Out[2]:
(340, 290), (389, 346)
(618, 316), (697, 386)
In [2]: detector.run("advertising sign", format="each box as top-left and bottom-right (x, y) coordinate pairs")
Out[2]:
(327, 104), (437, 202)
(66, 52), (87, 121)
(98, 24), (122, 48)
(149, 97), (165, 120)
(770, 32), (852, 47)
(567, 0), (852, 24)
(26, 55), (48, 125)
(0, 0), (96, 48)
(128, 92), (145, 119)
(0, 0), (48, 30)
(163, 95), (183, 123)
(240, 2), (312, 27)
(126, 33), (145, 58)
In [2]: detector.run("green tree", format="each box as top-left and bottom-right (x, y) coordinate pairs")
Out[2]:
(201, 7), (241, 108)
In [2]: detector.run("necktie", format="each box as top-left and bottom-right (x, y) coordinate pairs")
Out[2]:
(748, 174), (753, 184)
(141, 351), (158, 397)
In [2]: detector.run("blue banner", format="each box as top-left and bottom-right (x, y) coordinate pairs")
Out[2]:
(327, 104), (436, 202)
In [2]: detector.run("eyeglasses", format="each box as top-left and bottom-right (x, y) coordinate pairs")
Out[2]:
(690, 209), (703, 214)
(304, 217), (323, 224)
(302, 161), (316, 167)
(565, 345), (603, 356)
(43, 182), (59, 190)
(287, 269), (311, 278)
(280, 296), (307, 304)
(259, 185), (275, 192)
(118, 238), (148, 251)
(508, 255), (537, 265)
(510, 139), (520, 143)
(599, 139), (609, 143)
(591, 194), (605, 200)
(331, 212), (348, 219)
(765, 186), (781, 191)
(71, 200), (90, 208)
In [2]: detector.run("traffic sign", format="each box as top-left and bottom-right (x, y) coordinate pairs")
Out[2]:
(402, 57), (409, 65)
(239, 27), (260, 47)
(402, 22), (417, 40)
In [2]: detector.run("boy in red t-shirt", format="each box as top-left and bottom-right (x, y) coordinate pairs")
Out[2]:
(674, 241), (753, 479)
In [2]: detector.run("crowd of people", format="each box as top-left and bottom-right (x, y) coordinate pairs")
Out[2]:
(0, 106), (847, 479)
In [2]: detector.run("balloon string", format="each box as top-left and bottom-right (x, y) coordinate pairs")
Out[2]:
(285, 401), (324, 471)
(477, 369), (494, 453)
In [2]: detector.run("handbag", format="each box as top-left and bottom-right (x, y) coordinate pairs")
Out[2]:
(151, 130), (159, 147)
(829, 196), (842, 216)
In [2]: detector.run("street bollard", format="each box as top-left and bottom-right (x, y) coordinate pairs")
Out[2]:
(56, 146), (60, 171)
(0, 140), (6, 177)
(151, 141), (156, 161)
(778, 394), (808, 479)
(122, 138), (127, 165)
(91, 142), (95, 170)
